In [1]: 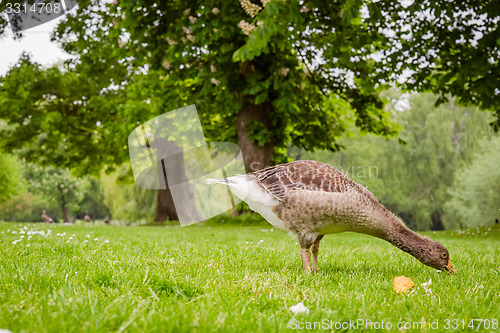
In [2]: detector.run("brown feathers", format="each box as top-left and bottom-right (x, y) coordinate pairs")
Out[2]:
(252, 160), (380, 206)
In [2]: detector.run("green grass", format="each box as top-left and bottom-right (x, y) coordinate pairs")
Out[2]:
(0, 221), (499, 332)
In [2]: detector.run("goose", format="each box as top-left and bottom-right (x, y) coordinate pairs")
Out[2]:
(206, 160), (455, 273)
(83, 212), (92, 223)
(41, 210), (53, 223)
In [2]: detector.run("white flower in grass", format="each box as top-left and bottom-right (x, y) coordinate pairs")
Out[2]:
(104, 240), (109, 243)
(86, 235), (90, 238)
(421, 278), (432, 293)
(94, 238), (98, 241)
(289, 302), (309, 314)
(69, 237), (74, 240)
(83, 240), (89, 243)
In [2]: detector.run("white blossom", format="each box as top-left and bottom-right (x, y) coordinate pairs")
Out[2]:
(289, 302), (309, 314)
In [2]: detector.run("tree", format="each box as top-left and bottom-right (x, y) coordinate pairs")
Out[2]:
(444, 136), (500, 229)
(23, 163), (90, 222)
(0, 152), (25, 203)
(100, 164), (157, 223)
(372, 94), (493, 230)
(78, 178), (111, 221)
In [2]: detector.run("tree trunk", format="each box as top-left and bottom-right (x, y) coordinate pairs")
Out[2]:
(237, 61), (275, 172)
(62, 205), (71, 223)
(237, 101), (274, 172)
(58, 187), (72, 222)
(155, 188), (179, 222)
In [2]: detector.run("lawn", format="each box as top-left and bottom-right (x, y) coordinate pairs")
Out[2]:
(0, 220), (499, 332)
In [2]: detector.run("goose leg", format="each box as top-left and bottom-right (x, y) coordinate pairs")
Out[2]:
(298, 232), (318, 273)
(301, 248), (312, 272)
(311, 235), (324, 272)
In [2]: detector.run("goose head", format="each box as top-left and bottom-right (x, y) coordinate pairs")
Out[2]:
(415, 238), (455, 274)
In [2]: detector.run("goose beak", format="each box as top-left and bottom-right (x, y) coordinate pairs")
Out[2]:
(444, 260), (456, 274)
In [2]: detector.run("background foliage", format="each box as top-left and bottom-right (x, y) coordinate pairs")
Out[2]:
(0, 1), (499, 229)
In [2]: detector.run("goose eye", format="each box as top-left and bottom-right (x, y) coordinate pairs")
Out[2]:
(441, 253), (448, 259)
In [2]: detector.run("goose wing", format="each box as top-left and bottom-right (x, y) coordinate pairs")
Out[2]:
(251, 160), (379, 206)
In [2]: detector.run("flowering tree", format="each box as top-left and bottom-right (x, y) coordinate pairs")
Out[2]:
(24, 164), (90, 222)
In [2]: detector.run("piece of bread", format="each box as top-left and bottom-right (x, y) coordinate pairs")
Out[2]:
(393, 276), (414, 293)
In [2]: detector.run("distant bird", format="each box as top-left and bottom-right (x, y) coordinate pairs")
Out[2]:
(83, 211), (92, 223)
(207, 160), (455, 273)
(41, 210), (53, 223)
(496, 218), (498, 225)
(104, 215), (110, 224)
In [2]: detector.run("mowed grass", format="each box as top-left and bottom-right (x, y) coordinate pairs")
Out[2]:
(0, 220), (499, 332)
